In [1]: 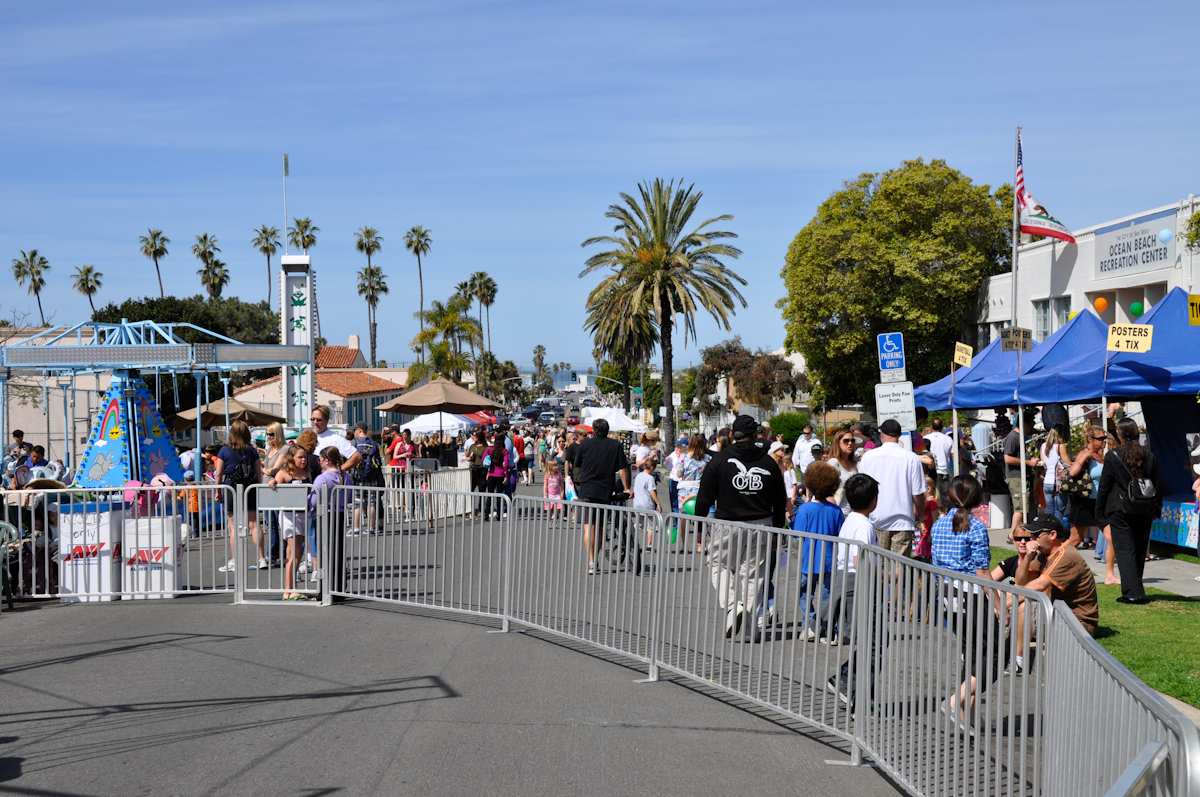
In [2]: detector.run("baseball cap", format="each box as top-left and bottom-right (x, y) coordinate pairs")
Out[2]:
(810, 443), (825, 457)
(768, 441), (786, 455)
(1023, 514), (1066, 538)
(675, 437), (688, 448)
(878, 418), (902, 437)
(731, 414), (759, 440)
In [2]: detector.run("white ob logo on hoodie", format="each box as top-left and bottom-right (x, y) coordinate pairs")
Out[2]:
(730, 459), (771, 492)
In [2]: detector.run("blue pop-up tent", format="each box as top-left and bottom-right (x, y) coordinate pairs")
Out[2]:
(913, 336), (998, 411)
(1011, 309), (1110, 405)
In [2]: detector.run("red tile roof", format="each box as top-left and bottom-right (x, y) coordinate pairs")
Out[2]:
(235, 371), (401, 399)
(316, 346), (363, 368)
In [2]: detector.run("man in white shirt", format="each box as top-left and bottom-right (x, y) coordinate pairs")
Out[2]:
(309, 405), (361, 473)
(857, 418), (925, 557)
(924, 418), (955, 500)
(791, 425), (820, 474)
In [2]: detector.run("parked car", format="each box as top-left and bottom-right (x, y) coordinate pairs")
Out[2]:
(537, 411), (561, 425)
(565, 407), (581, 425)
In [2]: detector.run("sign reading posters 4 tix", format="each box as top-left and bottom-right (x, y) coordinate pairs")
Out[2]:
(1107, 323), (1153, 353)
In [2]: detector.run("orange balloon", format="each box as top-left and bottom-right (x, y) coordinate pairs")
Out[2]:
(1094, 296), (1109, 313)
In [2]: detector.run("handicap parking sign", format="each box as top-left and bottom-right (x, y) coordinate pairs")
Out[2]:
(877, 332), (905, 372)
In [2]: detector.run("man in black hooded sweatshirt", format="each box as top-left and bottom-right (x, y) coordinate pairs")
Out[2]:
(695, 415), (787, 641)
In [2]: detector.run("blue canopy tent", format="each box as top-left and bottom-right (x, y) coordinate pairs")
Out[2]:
(935, 333), (1042, 410)
(913, 337), (998, 411)
(1008, 309), (1110, 405)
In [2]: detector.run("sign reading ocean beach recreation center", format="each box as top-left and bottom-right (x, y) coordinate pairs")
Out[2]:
(1107, 323), (1154, 353)
(1092, 207), (1177, 280)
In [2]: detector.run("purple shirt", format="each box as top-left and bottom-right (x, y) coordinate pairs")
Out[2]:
(310, 469), (349, 512)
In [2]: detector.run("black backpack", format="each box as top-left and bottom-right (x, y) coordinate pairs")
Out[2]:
(1115, 454), (1158, 518)
(352, 438), (383, 483)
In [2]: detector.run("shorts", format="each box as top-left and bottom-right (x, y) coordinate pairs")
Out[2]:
(279, 511), (303, 540)
(1006, 475), (1034, 512)
(876, 530), (914, 557)
(517, 457), (528, 472)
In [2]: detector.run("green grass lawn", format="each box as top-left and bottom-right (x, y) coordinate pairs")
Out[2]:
(991, 547), (1200, 707)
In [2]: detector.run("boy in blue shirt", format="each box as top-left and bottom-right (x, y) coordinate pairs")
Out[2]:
(792, 461), (844, 638)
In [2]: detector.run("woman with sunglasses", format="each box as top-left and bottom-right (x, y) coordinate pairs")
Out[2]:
(1067, 424), (1116, 583)
(829, 429), (860, 516)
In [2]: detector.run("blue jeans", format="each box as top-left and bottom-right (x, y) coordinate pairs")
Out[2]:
(1095, 526), (1108, 561)
(798, 572), (832, 632)
(1044, 486), (1068, 526)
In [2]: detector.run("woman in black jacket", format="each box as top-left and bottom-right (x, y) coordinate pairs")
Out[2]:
(1096, 418), (1162, 604)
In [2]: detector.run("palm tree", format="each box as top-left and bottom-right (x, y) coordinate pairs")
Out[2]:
(356, 264), (389, 366)
(198, 258), (230, 300)
(581, 178), (745, 444)
(403, 225), (432, 364)
(12, 249), (50, 325)
(586, 276), (658, 414)
(252, 225), (281, 307)
(192, 232), (220, 268)
(410, 292), (479, 383)
(474, 273), (498, 353)
(454, 280), (478, 369)
(138, 229), (169, 298)
(288, 217), (319, 254)
(354, 226), (383, 267)
(72, 264), (103, 317)
(532, 344), (547, 391)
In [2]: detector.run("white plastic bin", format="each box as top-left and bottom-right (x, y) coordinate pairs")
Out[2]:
(59, 501), (124, 602)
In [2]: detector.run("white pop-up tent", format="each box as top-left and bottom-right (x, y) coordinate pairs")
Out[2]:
(399, 412), (474, 435)
(582, 406), (646, 433)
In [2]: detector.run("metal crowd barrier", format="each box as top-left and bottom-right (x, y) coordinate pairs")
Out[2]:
(0, 484), (236, 601)
(1045, 603), (1200, 797)
(6, 482), (1198, 797)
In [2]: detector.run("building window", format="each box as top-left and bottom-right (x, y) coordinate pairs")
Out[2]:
(1033, 299), (1051, 342)
(1052, 296), (1071, 330)
(977, 324), (990, 349)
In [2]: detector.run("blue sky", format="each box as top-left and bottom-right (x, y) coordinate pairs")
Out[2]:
(3, 1), (1197, 368)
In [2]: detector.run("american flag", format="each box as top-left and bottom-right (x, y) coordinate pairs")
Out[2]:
(1015, 133), (1028, 208)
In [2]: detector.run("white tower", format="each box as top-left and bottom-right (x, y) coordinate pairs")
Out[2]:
(280, 255), (316, 427)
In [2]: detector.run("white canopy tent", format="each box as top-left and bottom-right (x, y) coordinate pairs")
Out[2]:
(581, 406), (646, 433)
(399, 412), (474, 435)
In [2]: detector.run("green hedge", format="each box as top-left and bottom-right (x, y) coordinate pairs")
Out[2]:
(768, 411), (810, 446)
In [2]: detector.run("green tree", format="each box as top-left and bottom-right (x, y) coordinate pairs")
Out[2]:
(192, 232), (220, 267)
(357, 264), (389, 367)
(12, 249), (50, 325)
(581, 178), (745, 445)
(252, 225), (281, 307)
(198, 259), (230, 300)
(94, 295), (278, 416)
(455, 279), (478, 369)
(288, 217), (319, 254)
(532, 344), (548, 392)
(695, 338), (803, 419)
(138, 228), (169, 298)
(767, 411), (810, 446)
(473, 272), (497, 353)
(1186, 212), (1200, 251)
(355, 225), (383, 267)
(779, 159), (1010, 405)
(585, 273), (658, 413)
(72, 264), (103, 317)
(410, 292), (480, 384)
(404, 225), (432, 365)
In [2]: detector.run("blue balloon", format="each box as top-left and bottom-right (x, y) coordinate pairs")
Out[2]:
(1158, 228), (1173, 245)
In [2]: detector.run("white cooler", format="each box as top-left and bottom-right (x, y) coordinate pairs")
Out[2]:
(988, 493), (1013, 530)
(59, 501), (124, 602)
(122, 516), (182, 599)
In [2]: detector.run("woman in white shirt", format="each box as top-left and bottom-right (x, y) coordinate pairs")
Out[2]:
(1040, 428), (1070, 528)
(829, 429), (860, 515)
(770, 442), (798, 519)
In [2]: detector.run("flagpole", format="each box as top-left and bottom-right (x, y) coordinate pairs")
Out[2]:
(1010, 126), (1021, 333)
(283, 153), (289, 256)
(1011, 126), (1028, 521)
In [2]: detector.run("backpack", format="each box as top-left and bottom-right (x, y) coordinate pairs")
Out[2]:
(221, 448), (258, 487)
(1115, 454), (1158, 518)
(352, 438), (383, 483)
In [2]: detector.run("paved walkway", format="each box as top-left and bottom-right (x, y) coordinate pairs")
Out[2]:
(0, 599), (900, 797)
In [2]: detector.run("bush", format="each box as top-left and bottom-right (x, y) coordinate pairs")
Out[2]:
(768, 411), (810, 446)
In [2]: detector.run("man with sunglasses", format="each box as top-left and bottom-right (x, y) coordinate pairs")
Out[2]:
(1005, 514), (1099, 637)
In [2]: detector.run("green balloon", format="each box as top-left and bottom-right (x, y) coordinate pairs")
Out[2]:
(682, 497), (697, 515)
(1130, 300), (1145, 318)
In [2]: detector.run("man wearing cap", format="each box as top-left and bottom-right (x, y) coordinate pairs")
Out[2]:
(1014, 513), (1099, 636)
(857, 418), (926, 557)
(695, 415), (787, 641)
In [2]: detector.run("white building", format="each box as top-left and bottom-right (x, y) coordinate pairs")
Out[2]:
(978, 196), (1199, 345)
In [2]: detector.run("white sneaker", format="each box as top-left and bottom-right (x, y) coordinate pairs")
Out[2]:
(297, 562), (310, 575)
(802, 628), (818, 641)
(257, 558), (270, 570)
(218, 559), (236, 573)
(310, 568), (322, 582)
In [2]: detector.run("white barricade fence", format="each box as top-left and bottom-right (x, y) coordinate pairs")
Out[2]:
(1045, 602), (1200, 797)
(508, 496), (659, 665)
(240, 483), (325, 603)
(381, 466), (473, 524)
(328, 484), (507, 620)
(0, 484), (236, 602)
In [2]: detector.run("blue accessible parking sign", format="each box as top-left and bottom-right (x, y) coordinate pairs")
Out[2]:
(877, 332), (905, 376)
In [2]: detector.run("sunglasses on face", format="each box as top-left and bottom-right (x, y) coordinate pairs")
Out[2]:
(1090, 436), (1106, 441)
(1012, 534), (1032, 542)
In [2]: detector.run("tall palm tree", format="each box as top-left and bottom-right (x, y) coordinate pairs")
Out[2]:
(356, 264), (389, 367)
(532, 344), (547, 390)
(474, 273), (498, 353)
(404, 226), (432, 364)
(288, 217), (319, 254)
(12, 249), (50, 325)
(138, 229), (169, 298)
(252, 225), (281, 307)
(581, 178), (745, 444)
(198, 259), (230, 300)
(454, 279), (478, 369)
(586, 276), (658, 413)
(72, 264), (103, 317)
(354, 226), (383, 267)
(410, 293), (480, 383)
(192, 232), (220, 268)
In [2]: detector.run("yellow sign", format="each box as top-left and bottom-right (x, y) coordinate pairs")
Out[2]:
(1107, 323), (1154, 353)
(1189, 294), (1200, 326)
(953, 342), (973, 368)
